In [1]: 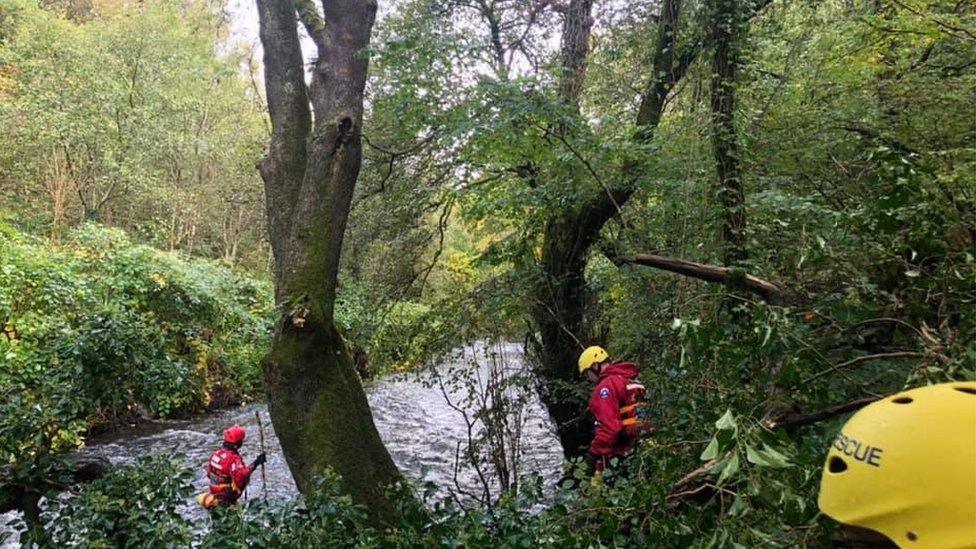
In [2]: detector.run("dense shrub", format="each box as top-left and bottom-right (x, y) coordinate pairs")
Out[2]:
(0, 223), (271, 509)
(27, 445), (823, 548)
(44, 456), (195, 548)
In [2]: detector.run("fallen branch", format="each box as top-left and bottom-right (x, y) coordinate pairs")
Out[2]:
(762, 395), (885, 431)
(665, 459), (717, 510)
(612, 251), (789, 304)
(668, 394), (885, 510)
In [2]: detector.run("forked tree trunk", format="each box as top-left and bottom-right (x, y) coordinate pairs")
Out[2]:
(533, 0), (692, 458)
(255, 0), (400, 523)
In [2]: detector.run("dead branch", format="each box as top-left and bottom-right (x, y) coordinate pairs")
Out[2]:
(762, 395), (886, 431)
(612, 251), (789, 304)
(665, 459), (717, 510)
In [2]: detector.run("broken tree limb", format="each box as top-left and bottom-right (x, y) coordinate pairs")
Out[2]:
(666, 459), (718, 510)
(761, 395), (886, 431)
(612, 251), (789, 304)
(668, 394), (886, 509)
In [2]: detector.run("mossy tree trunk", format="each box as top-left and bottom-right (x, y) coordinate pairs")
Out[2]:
(533, 0), (694, 458)
(708, 0), (747, 266)
(255, 0), (400, 522)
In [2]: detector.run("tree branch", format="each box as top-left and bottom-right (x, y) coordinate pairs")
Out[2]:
(803, 351), (947, 384)
(256, 0), (312, 272)
(292, 0), (327, 53)
(838, 123), (919, 158)
(636, 0), (683, 132)
(890, 0), (976, 42)
(665, 459), (717, 509)
(557, 0), (594, 112)
(612, 251), (788, 304)
(762, 395), (885, 431)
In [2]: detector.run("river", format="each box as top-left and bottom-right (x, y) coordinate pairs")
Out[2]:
(2, 342), (563, 546)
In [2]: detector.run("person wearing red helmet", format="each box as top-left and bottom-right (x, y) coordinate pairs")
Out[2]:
(196, 425), (266, 509)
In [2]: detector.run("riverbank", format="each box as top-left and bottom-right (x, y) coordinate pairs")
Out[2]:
(2, 342), (563, 547)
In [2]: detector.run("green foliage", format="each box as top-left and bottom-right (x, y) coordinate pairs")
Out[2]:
(343, 2), (974, 543)
(29, 450), (816, 547)
(0, 0), (268, 267)
(200, 472), (375, 548)
(44, 456), (194, 548)
(0, 223), (270, 502)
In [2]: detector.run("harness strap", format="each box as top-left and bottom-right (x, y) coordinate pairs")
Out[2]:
(619, 402), (646, 415)
(209, 481), (242, 495)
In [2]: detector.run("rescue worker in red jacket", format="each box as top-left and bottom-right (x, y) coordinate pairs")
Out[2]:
(196, 425), (266, 509)
(578, 345), (651, 473)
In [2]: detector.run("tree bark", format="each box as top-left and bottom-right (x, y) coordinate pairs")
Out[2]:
(617, 251), (787, 304)
(533, 0), (692, 458)
(255, 0), (401, 523)
(708, 0), (746, 265)
(557, 0), (593, 112)
(762, 395), (885, 431)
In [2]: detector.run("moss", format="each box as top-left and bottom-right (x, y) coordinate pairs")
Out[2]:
(263, 318), (402, 525)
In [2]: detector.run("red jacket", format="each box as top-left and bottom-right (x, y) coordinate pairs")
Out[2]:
(207, 444), (255, 505)
(588, 362), (643, 458)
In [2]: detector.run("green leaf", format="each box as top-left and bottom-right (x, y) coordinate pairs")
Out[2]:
(747, 444), (791, 468)
(746, 444), (764, 465)
(728, 495), (747, 518)
(716, 453), (740, 485)
(700, 437), (720, 461)
(760, 445), (791, 468)
(715, 409), (737, 431)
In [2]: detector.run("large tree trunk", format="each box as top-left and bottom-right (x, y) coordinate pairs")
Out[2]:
(533, 205), (617, 456)
(533, 0), (691, 458)
(708, 0), (747, 265)
(255, 0), (400, 523)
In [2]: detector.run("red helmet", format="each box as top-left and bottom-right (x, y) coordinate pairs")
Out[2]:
(224, 425), (246, 445)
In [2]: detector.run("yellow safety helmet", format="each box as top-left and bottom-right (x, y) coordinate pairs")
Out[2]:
(578, 346), (609, 374)
(818, 381), (976, 548)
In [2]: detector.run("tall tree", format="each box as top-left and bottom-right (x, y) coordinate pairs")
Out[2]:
(708, 0), (746, 265)
(255, 0), (400, 521)
(532, 0), (696, 457)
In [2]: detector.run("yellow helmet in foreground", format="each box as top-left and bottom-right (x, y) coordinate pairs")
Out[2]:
(818, 381), (976, 548)
(578, 346), (609, 374)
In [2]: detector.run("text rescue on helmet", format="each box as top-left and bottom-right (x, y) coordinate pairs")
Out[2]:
(832, 432), (884, 467)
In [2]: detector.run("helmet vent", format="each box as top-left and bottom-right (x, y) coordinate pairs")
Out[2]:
(828, 456), (848, 473)
(954, 386), (976, 395)
(891, 396), (913, 404)
(906, 531), (918, 542)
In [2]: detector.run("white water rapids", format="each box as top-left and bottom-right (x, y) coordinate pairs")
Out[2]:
(2, 342), (564, 546)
